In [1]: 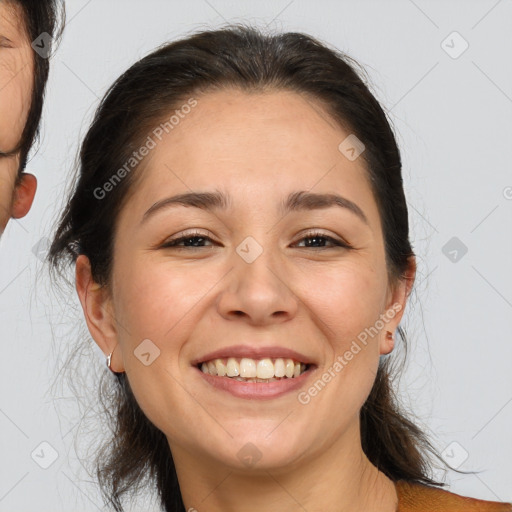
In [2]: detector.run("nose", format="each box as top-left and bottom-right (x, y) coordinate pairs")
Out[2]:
(216, 248), (299, 326)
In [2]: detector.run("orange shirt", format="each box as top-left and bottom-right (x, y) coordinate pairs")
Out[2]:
(396, 480), (512, 511)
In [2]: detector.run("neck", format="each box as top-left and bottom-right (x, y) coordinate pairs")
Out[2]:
(171, 423), (398, 512)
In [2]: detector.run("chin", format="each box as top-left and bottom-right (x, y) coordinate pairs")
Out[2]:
(207, 428), (309, 472)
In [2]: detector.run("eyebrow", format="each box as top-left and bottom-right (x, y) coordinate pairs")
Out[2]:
(141, 190), (369, 226)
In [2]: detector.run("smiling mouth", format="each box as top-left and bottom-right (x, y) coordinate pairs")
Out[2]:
(197, 357), (311, 383)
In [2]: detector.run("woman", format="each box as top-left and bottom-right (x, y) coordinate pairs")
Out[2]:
(48, 24), (511, 512)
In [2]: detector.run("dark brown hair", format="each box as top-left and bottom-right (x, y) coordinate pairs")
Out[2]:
(1, 0), (65, 176)
(48, 23), (452, 512)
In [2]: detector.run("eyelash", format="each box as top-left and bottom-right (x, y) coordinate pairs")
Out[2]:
(160, 230), (351, 250)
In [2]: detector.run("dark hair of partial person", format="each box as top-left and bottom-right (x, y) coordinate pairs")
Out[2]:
(3, 0), (65, 179)
(47, 23), (468, 512)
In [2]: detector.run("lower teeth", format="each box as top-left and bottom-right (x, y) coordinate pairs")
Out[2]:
(198, 363), (310, 380)
(227, 376), (295, 382)
(233, 377), (277, 382)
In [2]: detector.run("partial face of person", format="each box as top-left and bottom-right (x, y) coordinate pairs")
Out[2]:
(79, 89), (411, 472)
(0, 2), (32, 151)
(0, 2), (34, 234)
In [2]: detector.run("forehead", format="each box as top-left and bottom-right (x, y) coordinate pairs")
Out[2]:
(119, 88), (380, 230)
(0, 2), (28, 41)
(170, 88), (344, 151)
(139, 89), (370, 189)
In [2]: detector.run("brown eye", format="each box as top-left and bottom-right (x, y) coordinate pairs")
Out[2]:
(294, 231), (350, 249)
(161, 231), (216, 249)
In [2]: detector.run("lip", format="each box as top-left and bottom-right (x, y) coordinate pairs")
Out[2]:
(191, 344), (317, 367)
(194, 365), (318, 400)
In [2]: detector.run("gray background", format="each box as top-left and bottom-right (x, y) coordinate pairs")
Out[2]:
(0, 0), (511, 510)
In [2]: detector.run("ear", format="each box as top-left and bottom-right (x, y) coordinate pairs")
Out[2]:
(10, 172), (37, 219)
(75, 254), (124, 372)
(379, 255), (416, 355)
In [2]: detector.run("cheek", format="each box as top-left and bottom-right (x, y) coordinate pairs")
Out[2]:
(301, 263), (384, 426)
(0, 157), (19, 231)
(0, 55), (33, 150)
(112, 257), (218, 350)
(301, 259), (387, 345)
(111, 259), (218, 443)
(298, 259), (386, 402)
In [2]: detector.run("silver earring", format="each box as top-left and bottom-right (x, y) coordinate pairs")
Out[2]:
(106, 345), (122, 374)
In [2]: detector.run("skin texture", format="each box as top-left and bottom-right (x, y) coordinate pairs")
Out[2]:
(0, 2), (37, 236)
(76, 89), (416, 511)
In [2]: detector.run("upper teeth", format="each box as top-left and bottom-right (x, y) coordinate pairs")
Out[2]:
(200, 357), (307, 379)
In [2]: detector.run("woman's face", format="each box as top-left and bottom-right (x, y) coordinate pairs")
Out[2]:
(0, 2), (34, 232)
(79, 89), (412, 472)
